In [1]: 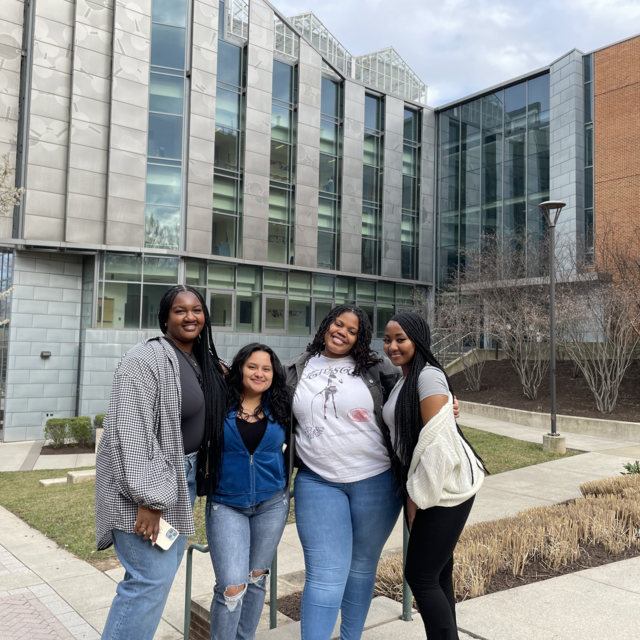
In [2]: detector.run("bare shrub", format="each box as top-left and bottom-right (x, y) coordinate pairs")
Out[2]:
(557, 223), (640, 414)
(375, 475), (640, 603)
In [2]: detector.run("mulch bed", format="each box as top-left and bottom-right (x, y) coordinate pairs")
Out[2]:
(480, 542), (640, 599)
(452, 359), (640, 423)
(274, 591), (303, 621)
(39, 444), (95, 455)
(273, 542), (640, 620)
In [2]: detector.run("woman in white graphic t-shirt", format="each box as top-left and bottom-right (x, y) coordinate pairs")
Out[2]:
(285, 304), (460, 640)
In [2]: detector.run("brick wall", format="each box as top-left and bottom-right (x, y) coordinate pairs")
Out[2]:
(593, 36), (640, 260)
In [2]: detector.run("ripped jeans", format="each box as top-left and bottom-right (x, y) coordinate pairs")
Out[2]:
(205, 488), (290, 640)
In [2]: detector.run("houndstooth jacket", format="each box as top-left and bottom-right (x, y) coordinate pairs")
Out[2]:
(95, 336), (194, 550)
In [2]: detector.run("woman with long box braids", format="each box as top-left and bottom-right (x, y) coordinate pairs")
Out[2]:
(286, 304), (460, 640)
(96, 285), (227, 640)
(382, 312), (486, 640)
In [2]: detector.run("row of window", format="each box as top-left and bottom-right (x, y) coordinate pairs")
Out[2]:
(91, 254), (421, 337)
(140, 5), (423, 281)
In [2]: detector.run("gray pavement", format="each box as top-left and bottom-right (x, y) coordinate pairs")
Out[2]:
(1, 412), (640, 639)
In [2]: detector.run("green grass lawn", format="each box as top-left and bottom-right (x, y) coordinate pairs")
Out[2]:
(0, 431), (581, 563)
(459, 425), (581, 474)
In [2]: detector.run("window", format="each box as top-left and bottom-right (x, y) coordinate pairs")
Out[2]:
(402, 107), (420, 279)
(269, 61), (297, 264)
(98, 255), (180, 329)
(213, 39), (246, 257)
(145, 0), (188, 250)
(362, 95), (383, 275)
(317, 77), (342, 270)
(583, 54), (594, 265)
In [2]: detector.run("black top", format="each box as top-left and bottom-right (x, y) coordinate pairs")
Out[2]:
(168, 340), (206, 455)
(236, 416), (267, 455)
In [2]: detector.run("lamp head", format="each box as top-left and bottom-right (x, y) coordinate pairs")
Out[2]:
(538, 200), (566, 227)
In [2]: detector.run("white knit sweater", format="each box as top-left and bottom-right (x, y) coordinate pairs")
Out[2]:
(407, 398), (484, 509)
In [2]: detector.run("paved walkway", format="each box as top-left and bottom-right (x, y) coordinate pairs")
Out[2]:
(0, 440), (95, 472)
(1, 413), (639, 639)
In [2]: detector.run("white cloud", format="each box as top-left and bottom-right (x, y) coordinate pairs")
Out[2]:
(271, 0), (640, 105)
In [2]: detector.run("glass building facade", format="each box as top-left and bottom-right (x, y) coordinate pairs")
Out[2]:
(212, 35), (246, 258)
(269, 61), (297, 265)
(144, 0), (189, 250)
(402, 107), (420, 279)
(362, 94), (384, 275)
(437, 73), (550, 285)
(318, 77), (342, 270)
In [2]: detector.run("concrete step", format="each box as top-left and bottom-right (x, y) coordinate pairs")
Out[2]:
(255, 596), (410, 640)
(39, 477), (66, 487)
(67, 469), (96, 484)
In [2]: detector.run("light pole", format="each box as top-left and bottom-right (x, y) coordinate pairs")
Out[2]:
(538, 200), (566, 454)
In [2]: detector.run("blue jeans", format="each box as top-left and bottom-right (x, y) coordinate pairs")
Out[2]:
(294, 466), (402, 640)
(205, 488), (290, 640)
(101, 451), (198, 640)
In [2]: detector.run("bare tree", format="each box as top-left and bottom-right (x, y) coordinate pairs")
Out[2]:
(436, 298), (486, 391)
(464, 235), (551, 401)
(0, 154), (24, 217)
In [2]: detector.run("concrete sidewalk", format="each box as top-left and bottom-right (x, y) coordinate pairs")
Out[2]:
(0, 440), (96, 472)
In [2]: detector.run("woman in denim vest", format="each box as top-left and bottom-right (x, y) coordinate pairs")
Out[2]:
(205, 343), (292, 640)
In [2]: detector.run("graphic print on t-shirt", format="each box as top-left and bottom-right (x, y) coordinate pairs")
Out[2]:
(293, 354), (391, 483)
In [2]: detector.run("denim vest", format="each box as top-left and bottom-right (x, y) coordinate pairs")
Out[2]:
(212, 409), (287, 509)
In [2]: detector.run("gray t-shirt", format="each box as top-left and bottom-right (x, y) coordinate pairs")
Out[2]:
(382, 365), (450, 451)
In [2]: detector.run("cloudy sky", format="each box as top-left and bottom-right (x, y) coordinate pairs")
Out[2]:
(273, 0), (640, 106)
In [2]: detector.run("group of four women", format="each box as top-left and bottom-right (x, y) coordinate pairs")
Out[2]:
(95, 284), (485, 640)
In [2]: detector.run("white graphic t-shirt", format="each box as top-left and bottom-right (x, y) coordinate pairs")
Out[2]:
(293, 354), (391, 483)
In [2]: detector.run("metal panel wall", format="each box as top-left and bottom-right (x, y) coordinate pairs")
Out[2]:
(65, 0), (114, 244)
(420, 107), (436, 283)
(340, 80), (365, 273)
(23, 0), (76, 242)
(294, 41), (322, 268)
(185, 0), (218, 254)
(381, 94), (404, 278)
(0, 0), (24, 238)
(549, 50), (584, 268)
(105, 0), (152, 247)
(241, 0), (274, 262)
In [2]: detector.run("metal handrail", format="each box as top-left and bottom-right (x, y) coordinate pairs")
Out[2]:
(184, 544), (280, 639)
(184, 501), (413, 637)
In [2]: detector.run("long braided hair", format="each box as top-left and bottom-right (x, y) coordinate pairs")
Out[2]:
(306, 304), (381, 375)
(390, 312), (487, 491)
(158, 285), (227, 495)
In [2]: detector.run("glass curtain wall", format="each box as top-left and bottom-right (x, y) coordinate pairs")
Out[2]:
(402, 108), (420, 279)
(437, 74), (550, 286)
(145, 0), (189, 250)
(269, 61), (297, 264)
(362, 94), (383, 275)
(583, 54), (594, 264)
(213, 22), (246, 257)
(97, 255), (180, 329)
(318, 77), (342, 270)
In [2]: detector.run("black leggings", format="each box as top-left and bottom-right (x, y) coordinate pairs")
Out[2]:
(404, 497), (475, 640)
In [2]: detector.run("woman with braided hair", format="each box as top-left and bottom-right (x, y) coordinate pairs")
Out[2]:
(285, 304), (402, 640)
(382, 312), (486, 640)
(97, 285), (227, 640)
